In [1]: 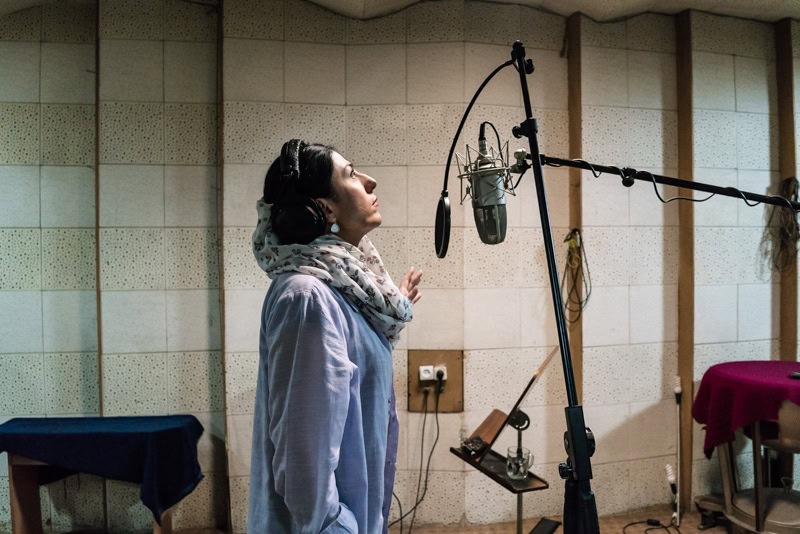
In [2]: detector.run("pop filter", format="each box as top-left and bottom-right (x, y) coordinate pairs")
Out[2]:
(436, 58), (514, 259)
(435, 191), (451, 258)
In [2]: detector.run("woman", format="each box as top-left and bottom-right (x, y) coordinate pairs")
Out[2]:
(249, 140), (422, 533)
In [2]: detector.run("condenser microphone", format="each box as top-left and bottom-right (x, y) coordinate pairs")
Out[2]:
(468, 127), (507, 244)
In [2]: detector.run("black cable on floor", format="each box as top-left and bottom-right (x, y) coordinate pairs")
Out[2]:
(623, 518), (681, 534)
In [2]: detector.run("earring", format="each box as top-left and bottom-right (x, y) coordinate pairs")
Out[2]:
(331, 222), (340, 234)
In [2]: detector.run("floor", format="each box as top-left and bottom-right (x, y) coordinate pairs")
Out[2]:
(64, 504), (726, 534)
(387, 504), (728, 534)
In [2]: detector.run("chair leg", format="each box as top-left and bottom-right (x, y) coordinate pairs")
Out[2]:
(718, 444), (735, 517)
(8, 463), (42, 534)
(153, 509), (172, 534)
(752, 422), (764, 533)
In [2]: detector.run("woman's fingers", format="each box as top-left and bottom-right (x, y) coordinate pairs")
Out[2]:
(399, 268), (410, 292)
(408, 288), (422, 304)
(401, 266), (415, 289)
(407, 285), (421, 304)
(401, 267), (421, 289)
(399, 267), (423, 303)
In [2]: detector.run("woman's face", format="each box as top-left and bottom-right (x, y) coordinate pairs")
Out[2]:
(318, 151), (381, 246)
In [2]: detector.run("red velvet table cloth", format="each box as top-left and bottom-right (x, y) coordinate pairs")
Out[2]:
(692, 360), (800, 458)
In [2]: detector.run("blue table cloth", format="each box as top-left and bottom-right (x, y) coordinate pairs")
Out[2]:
(0, 415), (204, 523)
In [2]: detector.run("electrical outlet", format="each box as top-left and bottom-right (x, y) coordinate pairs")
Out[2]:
(434, 365), (447, 381)
(419, 365), (434, 381)
(408, 350), (463, 413)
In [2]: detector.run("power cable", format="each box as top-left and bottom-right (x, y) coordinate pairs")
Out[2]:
(409, 375), (443, 533)
(388, 375), (444, 532)
(561, 228), (591, 323)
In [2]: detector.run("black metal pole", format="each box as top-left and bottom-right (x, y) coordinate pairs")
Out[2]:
(510, 45), (578, 409)
(510, 41), (600, 534)
(538, 155), (800, 211)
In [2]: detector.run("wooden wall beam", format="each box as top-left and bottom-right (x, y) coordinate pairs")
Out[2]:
(567, 13), (583, 403)
(94, 2), (110, 527)
(675, 10), (695, 514)
(775, 19), (797, 365)
(216, 4), (233, 531)
(774, 16), (797, 481)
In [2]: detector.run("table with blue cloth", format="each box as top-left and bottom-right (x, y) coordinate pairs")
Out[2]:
(0, 415), (204, 534)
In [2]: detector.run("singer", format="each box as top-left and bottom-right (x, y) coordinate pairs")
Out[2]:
(249, 140), (423, 533)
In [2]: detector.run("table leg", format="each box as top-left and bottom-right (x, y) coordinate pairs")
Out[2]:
(8, 462), (42, 534)
(752, 422), (764, 533)
(517, 493), (522, 534)
(153, 509), (172, 534)
(718, 443), (735, 517)
(777, 450), (794, 484)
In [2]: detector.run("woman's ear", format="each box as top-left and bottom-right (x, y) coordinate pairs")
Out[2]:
(314, 198), (337, 224)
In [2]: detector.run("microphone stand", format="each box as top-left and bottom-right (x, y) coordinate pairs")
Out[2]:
(447, 39), (799, 534)
(508, 41), (799, 534)
(510, 41), (601, 534)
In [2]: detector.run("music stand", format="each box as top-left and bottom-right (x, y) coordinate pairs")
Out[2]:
(450, 345), (560, 534)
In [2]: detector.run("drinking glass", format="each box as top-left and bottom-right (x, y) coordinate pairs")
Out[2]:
(506, 446), (532, 480)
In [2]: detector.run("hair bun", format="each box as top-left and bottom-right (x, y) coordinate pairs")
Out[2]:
(263, 158), (288, 204)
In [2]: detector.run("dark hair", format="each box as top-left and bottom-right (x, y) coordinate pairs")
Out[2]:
(263, 142), (337, 245)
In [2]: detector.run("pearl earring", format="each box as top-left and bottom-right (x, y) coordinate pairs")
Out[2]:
(331, 222), (340, 234)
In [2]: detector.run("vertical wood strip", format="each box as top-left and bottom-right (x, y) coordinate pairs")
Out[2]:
(774, 17), (797, 481)
(775, 18), (797, 365)
(93, 1), (103, 419)
(567, 13), (583, 403)
(675, 10), (695, 514)
(216, 1), (233, 530)
(94, 0), (110, 527)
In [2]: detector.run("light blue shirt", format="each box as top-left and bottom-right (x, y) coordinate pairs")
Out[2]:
(248, 273), (399, 534)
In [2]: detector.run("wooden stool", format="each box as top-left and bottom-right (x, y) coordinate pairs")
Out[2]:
(8, 454), (172, 534)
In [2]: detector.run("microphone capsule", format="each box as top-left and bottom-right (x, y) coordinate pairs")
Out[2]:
(474, 204), (507, 244)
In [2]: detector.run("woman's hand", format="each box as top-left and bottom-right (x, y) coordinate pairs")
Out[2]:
(400, 266), (423, 304)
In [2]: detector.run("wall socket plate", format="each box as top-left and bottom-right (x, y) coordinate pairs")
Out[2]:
(419, 365), (434, 381)
(408, 350), (463, 413)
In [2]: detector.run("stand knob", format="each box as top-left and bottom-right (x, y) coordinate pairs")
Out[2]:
(564, 428), (596, 458)
(558, 462), (572, 479)
(621, 169), (635, 187)
(508, 409), (530, 431)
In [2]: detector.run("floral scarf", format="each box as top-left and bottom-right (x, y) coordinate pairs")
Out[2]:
(252, 198), (412, 348)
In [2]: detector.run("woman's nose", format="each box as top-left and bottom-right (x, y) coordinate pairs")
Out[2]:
(363, 174), (377, 191)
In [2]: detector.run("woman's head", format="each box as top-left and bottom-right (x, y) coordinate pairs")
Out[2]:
(263, 141), (381, 246)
